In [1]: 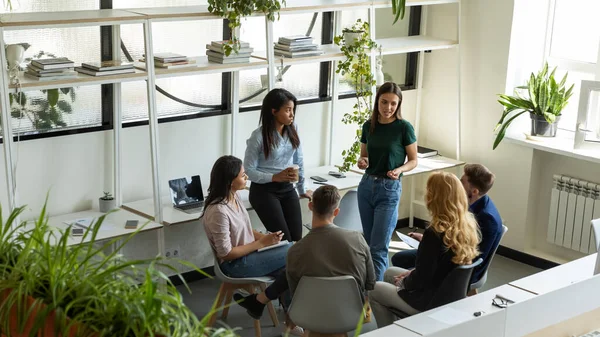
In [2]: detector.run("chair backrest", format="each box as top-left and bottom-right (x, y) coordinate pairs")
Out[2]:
(472, 224), (508, 285)
(211, 250), (229, 282)
(426, 258), (483, 310)
(288, 276), (364, 334)
(592, 219), (600, 252)
(334, 190), (363, 233)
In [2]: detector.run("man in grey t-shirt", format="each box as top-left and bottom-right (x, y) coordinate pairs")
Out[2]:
(286, 185), (376, 297)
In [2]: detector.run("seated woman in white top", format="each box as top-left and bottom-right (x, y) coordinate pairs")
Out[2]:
(202, 155), (302, 336)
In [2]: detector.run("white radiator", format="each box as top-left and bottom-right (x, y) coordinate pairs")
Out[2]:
(547, 175), (600, 253)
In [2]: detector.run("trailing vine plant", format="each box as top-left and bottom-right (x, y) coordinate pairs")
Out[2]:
(334, 19), (377, 172)
(207, 0), (286, 56)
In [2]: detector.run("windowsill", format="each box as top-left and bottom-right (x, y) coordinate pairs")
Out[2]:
(504, 129), (600, 165)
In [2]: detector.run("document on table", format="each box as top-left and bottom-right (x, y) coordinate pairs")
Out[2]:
(428, 307), (472, 325)
(396, 231), (420, 249)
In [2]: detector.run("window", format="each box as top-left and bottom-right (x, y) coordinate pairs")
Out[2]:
(2, 0), (101, 135)
(238, 13), (323, 107)
(574, 81), (600, 149)
(546, 0), (600, 132)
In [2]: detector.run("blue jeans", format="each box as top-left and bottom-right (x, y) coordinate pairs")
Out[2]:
(357, 175), (402, 281)
(220, 243), (292, 309)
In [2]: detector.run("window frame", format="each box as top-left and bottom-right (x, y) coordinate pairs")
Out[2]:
(0, 4), (423, 143)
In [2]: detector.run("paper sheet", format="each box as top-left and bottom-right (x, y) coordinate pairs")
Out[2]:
(396, 231), (420, 249)
(428, 307), (473, 325)
(389, 240), (413, 250)
(258, 240), (290, 252)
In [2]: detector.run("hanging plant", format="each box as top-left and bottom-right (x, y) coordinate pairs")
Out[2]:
(391, 0), (407, 24)
(334, 19), (378, 172)
(207, 0), (286, 56)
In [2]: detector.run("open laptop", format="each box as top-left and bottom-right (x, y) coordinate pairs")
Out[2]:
(168, 175), (204, 214)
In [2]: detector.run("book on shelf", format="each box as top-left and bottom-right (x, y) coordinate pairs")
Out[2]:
(81, 60), (133, 72)
(30, 57), (75, 70)
(152, 52), (188, 63)
(278, 38), (315, 47)
(206, 43), (254, 55)
(74, 66), (135, 77)
(207, 56), (250, 64)
(210, 40), (251, 49)
(278, 35), (313, 44)
(205, 50), (251, 60)
(274, 48), (324, 58)
(274, 43), (319, 52)
(417, 145), (438, 158)
(27, 63), (74, 74)
(25, 68), (76, 77)
(137, 58), (197, 69)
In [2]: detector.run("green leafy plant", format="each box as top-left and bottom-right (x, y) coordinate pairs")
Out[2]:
(391, 0), (407, 24)
(493, 62), (574, 149)
(100, 192), (113, 201)
(334, 19), (377, 172)
(207, 0), (286, 56)
(10, 51), (76, 131)
(0, 201), (237, 337)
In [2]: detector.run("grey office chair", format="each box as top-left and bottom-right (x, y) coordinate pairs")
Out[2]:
(209, 252), (279, 336)
(391, 258), (483, 319)
(288, 276), (365, 335)
(469, 225), (508, 292)
(592, 218), (600, 252)
(334, 190), (363, 233)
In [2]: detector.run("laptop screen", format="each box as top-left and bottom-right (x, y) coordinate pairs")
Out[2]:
(168, 175), (204, 206)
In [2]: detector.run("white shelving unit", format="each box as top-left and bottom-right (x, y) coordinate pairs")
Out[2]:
(0, 0), (462, 242)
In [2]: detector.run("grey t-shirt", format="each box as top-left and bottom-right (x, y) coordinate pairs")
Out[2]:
(286, 224), (375, 296)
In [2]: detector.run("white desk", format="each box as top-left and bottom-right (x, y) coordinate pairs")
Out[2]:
(508, 253), (597, 295)
(394, 284), (535, 336)
(349, 155), (465, 177)
(123, 189), (251, 226)
(304, 165), (363, 191)
(359, 324), (419, 337)
(24, 209), (162, 246)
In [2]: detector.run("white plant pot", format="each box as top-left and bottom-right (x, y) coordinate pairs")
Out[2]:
(343, 31), (363, 46)
(99, 198), (116, 213)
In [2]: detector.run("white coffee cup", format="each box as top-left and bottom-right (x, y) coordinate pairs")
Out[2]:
(289, 164), (299, 182)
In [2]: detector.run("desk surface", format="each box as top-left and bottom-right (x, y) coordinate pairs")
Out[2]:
(395, 284), (535, 336)
(304, 165), (363, 191)
(24, 209), (162, 246)
(509, 253), (597, 295)
(359, 324), (419, 337)
(350, 155), (465, 177)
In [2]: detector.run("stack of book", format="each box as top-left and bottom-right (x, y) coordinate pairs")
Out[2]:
(274, 36), (324, 58)
(206, 41), (253, 64)
(25, 57), (77, 81)
(136, 53), (197, 70)
(75, 60), (135, 77)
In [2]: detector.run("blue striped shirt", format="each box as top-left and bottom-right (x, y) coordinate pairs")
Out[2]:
(244, 125), (306, 195)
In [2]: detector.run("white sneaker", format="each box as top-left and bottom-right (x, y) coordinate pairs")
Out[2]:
(282, 325), (304, 336)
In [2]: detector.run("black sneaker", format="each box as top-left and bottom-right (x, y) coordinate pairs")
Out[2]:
(233, 293), (266, 319)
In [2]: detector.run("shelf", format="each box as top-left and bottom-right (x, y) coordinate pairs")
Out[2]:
(9, 70), (148, 91)
(125, 6), (216, 21)
(504, 132), (600, 165)
(377, 36), (458, 55)
(282, 0), (374, 13)
(0, 9), (145, 29)
(373, 0), (459, 8)
(134, 56), (268, 79)
(254, 44), (344, 66)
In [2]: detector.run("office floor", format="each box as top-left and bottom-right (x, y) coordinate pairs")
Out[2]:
(178, 237), (542, 337)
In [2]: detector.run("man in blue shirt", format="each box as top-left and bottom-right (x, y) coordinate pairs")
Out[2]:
(390, 164), (503, 295)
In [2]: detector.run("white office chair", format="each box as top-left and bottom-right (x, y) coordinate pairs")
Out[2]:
(288, 276), (365, 336)
(592, 218), (600, 252)
(334, 190), (363, 233)
(469, 224), (508, 292)
(208, 252), (279, 337)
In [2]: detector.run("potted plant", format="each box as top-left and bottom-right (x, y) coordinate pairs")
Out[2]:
(493, 62), (574, 150)
(98, 192), (115, 213)
(334, 19), (378, 172)
(0, 202), (237, 337)
(207, 0), (286, 56)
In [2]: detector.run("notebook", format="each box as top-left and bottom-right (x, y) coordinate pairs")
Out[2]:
(258, 240), (290, 252)
(396, 231), (420, 249)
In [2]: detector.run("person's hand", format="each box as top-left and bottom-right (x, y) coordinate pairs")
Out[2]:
(408, 232), (423, 242)
(393, 270), (412, 285)
(272, 168), (296, 183)
(357, 157), (369, 170)
(258, 231), (283, 248)
(300, 190), (313, 201)
(387, 168), (402, 180)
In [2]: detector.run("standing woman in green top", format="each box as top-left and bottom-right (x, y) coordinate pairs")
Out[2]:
(357, 82), (418, 281)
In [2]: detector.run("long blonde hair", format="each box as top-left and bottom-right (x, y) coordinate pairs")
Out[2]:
(425, 172), (481, 265)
